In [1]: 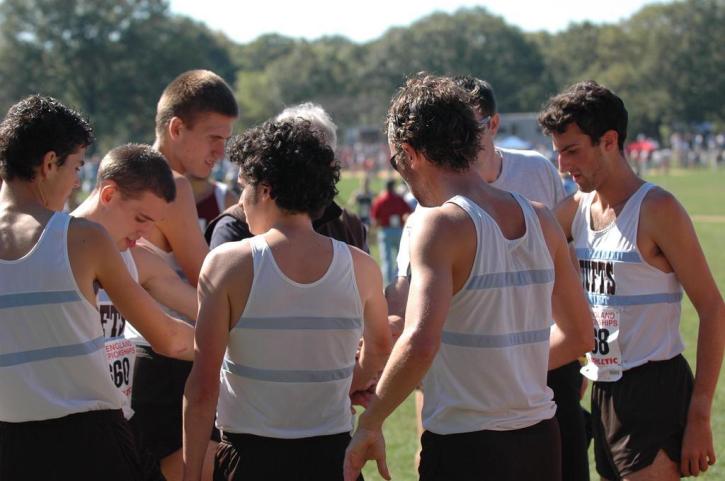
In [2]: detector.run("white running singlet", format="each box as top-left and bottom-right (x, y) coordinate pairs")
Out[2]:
(0, 212), (125, 422)
(217, 236), (363, 439)
(572, 183), (684, 382)
(421, 194), (557, 435)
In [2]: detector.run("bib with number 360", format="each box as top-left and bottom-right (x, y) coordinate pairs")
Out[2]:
(581, 306), (623, 382)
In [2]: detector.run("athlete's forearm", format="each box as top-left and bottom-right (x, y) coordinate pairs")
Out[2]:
(182, 382), (218, 481)
(351, 347), (390, 393)
(358, 331), (436, 430)
(146, 278), (198, 321)
(690, 303), (725, 419)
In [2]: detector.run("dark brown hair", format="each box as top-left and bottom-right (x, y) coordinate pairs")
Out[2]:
(97, 144), (176, 202)
(0, 95), (93, 181)
(538, 80), (628, 151)
(386, 73), (480, 172)
(155, 70), (238, 137)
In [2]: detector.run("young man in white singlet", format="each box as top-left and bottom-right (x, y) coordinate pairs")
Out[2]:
(0, 97), (193, 479)
(183, 119), (392, 481)
(343, 74), (592, 481)
(73, 143), (199, 481)
(541, 81), (725, 481)
(387, 75), (587, 480)
(72, 144), (198, 402)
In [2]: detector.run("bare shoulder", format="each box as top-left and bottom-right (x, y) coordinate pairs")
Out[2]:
(553, 190), (584, 238)
(171, 173), (194, 203)
(68, 216), (113, 250)
(639, 185), (690, 235)
(414, 203), (470, 239)
(203, 238), (253, 278)
(530, 200), (567, 247)
(641, 185), (684, 216)
(348, 244), (381, 279)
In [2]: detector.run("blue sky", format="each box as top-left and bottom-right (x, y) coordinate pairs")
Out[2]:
(170, 0), (666, 44)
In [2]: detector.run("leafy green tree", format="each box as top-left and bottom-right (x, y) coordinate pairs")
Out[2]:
(0, 0), (236, 151)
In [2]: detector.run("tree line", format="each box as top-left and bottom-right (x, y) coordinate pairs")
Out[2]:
(0, 0), (722, 152)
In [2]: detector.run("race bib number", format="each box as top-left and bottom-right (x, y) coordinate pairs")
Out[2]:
(105, 337), (136, 402)
(581, 306), (623, 382)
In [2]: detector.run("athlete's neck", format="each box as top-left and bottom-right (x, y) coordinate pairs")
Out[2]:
(0, 179), (50, 214)
(476, 145), (503, 184)
(153, 138), (186, 175)
(594, 157), (644, 211)
(421, 168), (491, 207)
(72, 191), (101, 224)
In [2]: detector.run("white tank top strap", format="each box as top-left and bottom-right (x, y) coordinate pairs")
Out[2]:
(571, 191), (596, 241)
(616, 182), (655, 241)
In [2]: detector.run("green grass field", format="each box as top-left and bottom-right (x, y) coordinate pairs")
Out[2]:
(337, 167), (725, 481)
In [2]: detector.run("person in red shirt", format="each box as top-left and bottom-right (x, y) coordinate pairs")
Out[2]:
(371, 179), (412, 283)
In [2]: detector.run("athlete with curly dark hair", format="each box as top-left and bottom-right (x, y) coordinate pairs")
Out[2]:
(183, 119), (392, 481)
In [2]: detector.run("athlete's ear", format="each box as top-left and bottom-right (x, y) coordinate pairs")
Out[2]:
(601, 130), (619, 153)
(401, 143), (422, 169)
(99, 181), (118, 204)
(489, 113), (501, 137)
(168, 116), (184, 140)
(258, 182), (272, 200)
(38, 151), (58, 179)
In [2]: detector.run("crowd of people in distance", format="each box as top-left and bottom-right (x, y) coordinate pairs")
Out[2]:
(0, 70), (723, 481)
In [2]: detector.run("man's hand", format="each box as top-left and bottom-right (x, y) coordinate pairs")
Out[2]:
(680, 406), (716, 476)
(350, 382), (377, 413)
(344, 426), (390, 481)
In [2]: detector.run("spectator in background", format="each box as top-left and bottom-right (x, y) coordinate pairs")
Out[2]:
(351, 175), (374, 227)
(371, 178), (411, 284)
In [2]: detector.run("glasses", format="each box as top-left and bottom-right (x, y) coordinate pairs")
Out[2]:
(479, 115), (492, 129)
(389, 150), (400, 171)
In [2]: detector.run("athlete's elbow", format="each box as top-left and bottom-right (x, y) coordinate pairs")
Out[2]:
(407, 334), (439, 364)
(156, 323), (195, 360)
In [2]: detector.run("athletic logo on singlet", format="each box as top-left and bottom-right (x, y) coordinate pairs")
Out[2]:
(100, 304), (126, 338)
(579, 260), (623, 382)
(579, 260), (616, 295)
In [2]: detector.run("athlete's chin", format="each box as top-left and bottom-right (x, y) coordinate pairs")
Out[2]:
(574, 180), (595, 193)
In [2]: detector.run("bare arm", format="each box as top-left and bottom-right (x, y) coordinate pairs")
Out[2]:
(553, 192), (582, 242)
(132, 246), (198, 320)
(183, 243), (252, 481)
(74, 221), (194, 361)
(643, 190), (725, 477)
(344, 208), (461, 481)
(384, 276), (409, 342)
(350, 248), (392, 395)
(156, 176), (209, 286)
(535, 205), (593, 369)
